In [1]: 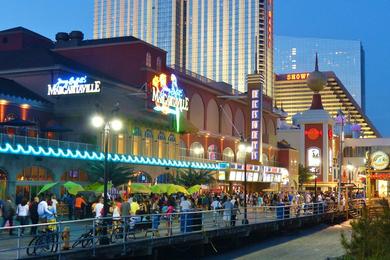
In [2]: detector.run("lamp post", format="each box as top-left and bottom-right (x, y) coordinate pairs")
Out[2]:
(336, 109), (345, 207)
(91, 113), (122, 244)
(238, 139), (252, 224)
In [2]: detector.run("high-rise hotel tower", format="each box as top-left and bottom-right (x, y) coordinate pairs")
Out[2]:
(94, 0), (274, 94)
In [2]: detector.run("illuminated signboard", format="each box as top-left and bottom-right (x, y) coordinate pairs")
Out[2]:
(286, 73), (310, 81)
(371, 151), (390, 170)
(151, 73), (189, 115)
(250, 89), (261, 160)
(47, 76), (101, 96)
(267, 2), (272, 48)
(305, 128), (322, 141)
(308, 147), (321, 167)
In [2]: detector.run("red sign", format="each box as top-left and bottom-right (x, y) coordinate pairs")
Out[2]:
(305, 128), (322, 141)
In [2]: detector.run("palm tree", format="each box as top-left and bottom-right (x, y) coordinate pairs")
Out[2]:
(86, 162), (135, 187)
(175, 169), (216, 188)
(298, 164), (311, 191)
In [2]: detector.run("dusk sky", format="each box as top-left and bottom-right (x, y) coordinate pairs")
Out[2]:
(1, 0), (389, 136)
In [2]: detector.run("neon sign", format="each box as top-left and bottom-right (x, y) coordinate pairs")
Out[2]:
(151, 73), (189, 115)
(48, 76), (101, 96)
(286, 73), (310, 81)
(250, 89), (261, 160)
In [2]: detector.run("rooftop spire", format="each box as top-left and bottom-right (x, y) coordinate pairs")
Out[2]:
(315, 52), (319, 71)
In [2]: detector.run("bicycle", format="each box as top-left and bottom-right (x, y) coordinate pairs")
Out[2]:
(26, 230), (59, 256)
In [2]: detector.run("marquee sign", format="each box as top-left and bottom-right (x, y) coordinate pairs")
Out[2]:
(151, 73), (189, 115)
(48, 76), (101, 96)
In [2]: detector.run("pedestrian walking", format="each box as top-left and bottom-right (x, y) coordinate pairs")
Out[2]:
(16, 198), (29, 235)
(1, 196), (16, 235)
(29, 197), (39, 235)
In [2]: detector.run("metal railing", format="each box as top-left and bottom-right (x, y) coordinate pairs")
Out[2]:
(0, 202), (331, 259)
(0, 133), (99, 152)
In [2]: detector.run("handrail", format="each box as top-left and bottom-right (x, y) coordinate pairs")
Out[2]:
(0, 202), (332, 259)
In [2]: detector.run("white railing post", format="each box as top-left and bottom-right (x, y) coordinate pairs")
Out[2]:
(92, 219), (96, 257)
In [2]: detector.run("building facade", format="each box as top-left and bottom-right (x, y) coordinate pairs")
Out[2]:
(274, 36), (365, 110)
(0, 27), (288, 199)
(93, 0), (274, 94)
(275, 71), (379, 138)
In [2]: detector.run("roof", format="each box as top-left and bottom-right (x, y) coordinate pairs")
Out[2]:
(0, 26), (53, 42)
(0, 77), (50, 103)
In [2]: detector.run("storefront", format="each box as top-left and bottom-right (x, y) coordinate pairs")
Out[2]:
(217, 163), (289, 193)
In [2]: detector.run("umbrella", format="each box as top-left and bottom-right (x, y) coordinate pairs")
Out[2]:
(63, 181), (84, 195)
(93, 183), (113, 193)
(129, 183), (151, 194)
(187, 185), (201, 194)
(150, 184), (171, 194)
(167, 184), (189, 195)
(37, 182), (58, 195)
(0, 118), (36, 127)
(41, 124), (73, 133)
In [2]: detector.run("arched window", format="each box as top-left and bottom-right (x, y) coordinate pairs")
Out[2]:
(221, 104), (233, 136)
(132, 127), (141, 156)
(190, 142), (204, 159)
(117, 134), (125, 154)
(156, 173), (173, 184)
(222, 147), (235, 162)
(157, 132), (166, 158)
(234, 108), (245, 137)
(168, 134), (176, 159)
(236, 150), (246, 163)
(144, 129), (153, 157)
(61, 169), (89, 182)
(133, 172), (152, 183)
(146, 52), (152, 67)
(156, 57), (162, 71)
(208, 144), (218, 160)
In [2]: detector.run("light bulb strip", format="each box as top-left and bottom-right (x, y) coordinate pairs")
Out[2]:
(0, 143), (220, 170)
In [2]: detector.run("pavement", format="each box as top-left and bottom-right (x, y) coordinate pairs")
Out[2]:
(206, 221), (352, 260)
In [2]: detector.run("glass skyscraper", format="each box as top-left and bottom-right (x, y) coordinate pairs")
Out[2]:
(93, 0), (185, 67)
(274, 35), (365, 110)
(94, 0), (273, 94)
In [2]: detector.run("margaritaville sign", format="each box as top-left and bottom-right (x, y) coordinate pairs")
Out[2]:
(48, 76), (101, 96)
(151, 73), (189, 115)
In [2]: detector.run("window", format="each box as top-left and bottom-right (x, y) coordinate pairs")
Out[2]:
(156, 57), (162, 71)
(117, 134), (125, 154)
(61, 169), (88, 182)
(144, 129), (153, 156)
(146, 52), (152, 67)
(168, 134), (176, 159)
(132, 127), (141, 155)
(157, 132), (166, 158)
(17, 166), (52, 181)
(208, 144), (218, 160)
(223, 147), (235, 162)
(190, 142), (204, 159)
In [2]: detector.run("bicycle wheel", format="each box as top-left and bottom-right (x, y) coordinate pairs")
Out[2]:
(110, 227), (123, 243)
(81, 231), (94, 248)
(26, 236), (38, 256)
(33, 235), (50, 256)
(50, 233), (59, 252)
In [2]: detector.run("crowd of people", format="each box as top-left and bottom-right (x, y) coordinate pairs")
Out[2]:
(0, 189), (364, 236)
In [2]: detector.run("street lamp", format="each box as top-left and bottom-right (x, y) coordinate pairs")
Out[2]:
(91, 113), (122, 244)
(238, 139), (252, 224)
(336, 109), (345, 207)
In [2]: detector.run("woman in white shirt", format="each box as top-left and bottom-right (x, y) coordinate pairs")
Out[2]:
(17, 198), (29, 235)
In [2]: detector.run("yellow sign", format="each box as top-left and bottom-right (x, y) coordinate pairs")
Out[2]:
(286, 73), (310, 81)
(371, 151), (389, 170)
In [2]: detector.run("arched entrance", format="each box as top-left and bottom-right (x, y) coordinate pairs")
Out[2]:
(16, 166), (53, 199)
(0, 169), (7, 199)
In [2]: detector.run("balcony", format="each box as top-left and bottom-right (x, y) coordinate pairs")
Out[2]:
(0, 133), (98, 152)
